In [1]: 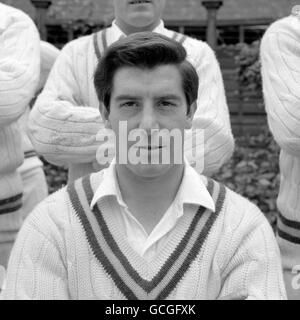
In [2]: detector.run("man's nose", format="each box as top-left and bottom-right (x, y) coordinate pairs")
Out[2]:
(139, 105), (159, 132)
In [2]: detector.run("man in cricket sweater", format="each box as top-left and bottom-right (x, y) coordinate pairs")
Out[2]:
(2, 33), (286, 300)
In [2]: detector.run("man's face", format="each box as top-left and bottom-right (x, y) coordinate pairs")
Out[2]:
(113, 0), (166, 34)
(104, 65), (195, 179)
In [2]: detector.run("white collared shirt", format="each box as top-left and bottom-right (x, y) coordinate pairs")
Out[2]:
(90, 159), (215, 261)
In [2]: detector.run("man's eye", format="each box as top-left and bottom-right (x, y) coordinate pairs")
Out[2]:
(157, 101), (176, 108)
(120, 102), (139, 108)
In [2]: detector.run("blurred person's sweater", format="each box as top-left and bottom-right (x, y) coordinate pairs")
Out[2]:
(261, 8), (300, 299)
(0, 3), (40, 267)
(17, 41), (60, 218)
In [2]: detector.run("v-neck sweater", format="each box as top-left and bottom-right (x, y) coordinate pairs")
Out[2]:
(1, 172), (286, 300)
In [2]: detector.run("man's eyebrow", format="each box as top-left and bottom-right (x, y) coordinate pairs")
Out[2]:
(114, 94), (140, 101)
(114, 94), (183, 101)
(156, 94), (182, 100)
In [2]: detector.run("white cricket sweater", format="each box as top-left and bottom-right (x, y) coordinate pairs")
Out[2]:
(0, 4), (40, 221)
(261, 13), (300, 274)
(18, 41), (60, 174)
(1, 171), (286, 300)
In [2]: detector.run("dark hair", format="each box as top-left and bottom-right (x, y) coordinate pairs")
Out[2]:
(94, 32), (199, 114)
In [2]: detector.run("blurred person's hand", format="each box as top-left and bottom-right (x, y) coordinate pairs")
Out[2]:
(218, 290), (248, 300)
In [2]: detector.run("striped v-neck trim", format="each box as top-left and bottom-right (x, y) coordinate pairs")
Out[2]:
(93, 28), (108, 60)
(0, 193), (22, 215)
(171, 30), (187, 45)
(67, 174), (226, 300)
(93, 28), (187, 62)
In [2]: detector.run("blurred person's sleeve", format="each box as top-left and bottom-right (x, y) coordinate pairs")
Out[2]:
(28, 40), (105, 167)
(261, 14), (300, 300)
(261, 16), (300, 157)
(1, 196), (69, 300)
(0, 7), (40, 126)
(217, 199), (287, 300)
(184, 41), (234, 176)
(37, 41), (60, 93)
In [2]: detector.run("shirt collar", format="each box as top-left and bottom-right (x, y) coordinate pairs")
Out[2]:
(90, 158), (215, 213)
(90, 158), (127, 209)
(175, 159), (215, 212)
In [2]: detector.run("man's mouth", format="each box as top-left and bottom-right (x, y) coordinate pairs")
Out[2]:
(129, 0), (152, 5)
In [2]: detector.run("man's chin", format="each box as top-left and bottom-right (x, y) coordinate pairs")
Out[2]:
(127, 163), (172, 180)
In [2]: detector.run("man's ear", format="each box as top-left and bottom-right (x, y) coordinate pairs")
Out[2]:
(185, 101), (197, 129)
(100, 104), (112, 129)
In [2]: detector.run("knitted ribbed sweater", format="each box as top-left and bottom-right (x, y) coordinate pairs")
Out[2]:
(0, 4), (40, 251)
(1, 172), (286, 299)
(18, 41), (60, 173)
(261, 14), (300, 280)
(29, 21), (234, 182)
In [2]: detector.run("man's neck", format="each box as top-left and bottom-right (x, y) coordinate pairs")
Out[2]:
(116, 164), (184, 201)
(114, 20), (161, 36)
(115, 164), (185, 233)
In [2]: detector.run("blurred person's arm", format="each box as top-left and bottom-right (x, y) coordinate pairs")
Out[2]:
(184, 41), (234, 176)
(261, 14), (300, 300)
(38, 41), (60, 92)
(217, 199), (286, 300)
(29, 40), (104, 168)
(1, 196), (70, 300)
(261, 15), (300, 157)
(0, 5), (40, 126)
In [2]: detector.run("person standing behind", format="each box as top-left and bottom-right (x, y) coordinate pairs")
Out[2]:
(29, 0), (234, 182)
(0, 3), (40, 267)
(18, 41), (60, 218)
(261, 7), (300, 299)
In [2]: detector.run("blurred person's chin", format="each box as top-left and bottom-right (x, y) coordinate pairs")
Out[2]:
(120, 2), (161, 31)
(127, 0), (156, 15)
